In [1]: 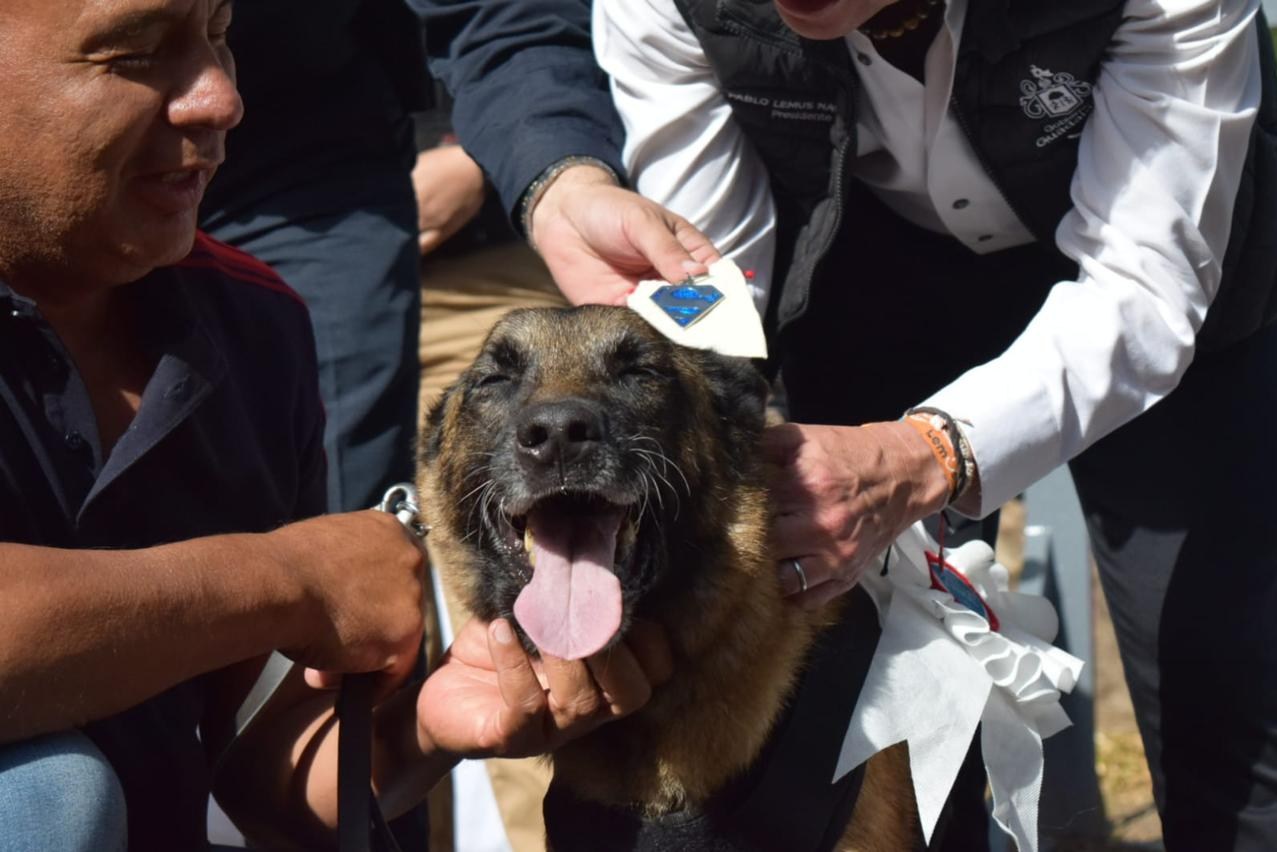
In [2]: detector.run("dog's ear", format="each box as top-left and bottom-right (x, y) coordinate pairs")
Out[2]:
(691, 350), (769, 443)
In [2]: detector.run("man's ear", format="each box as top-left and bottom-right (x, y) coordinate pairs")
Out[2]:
(691, 350), (769, 443)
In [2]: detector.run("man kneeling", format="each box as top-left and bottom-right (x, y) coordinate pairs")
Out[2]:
(0, 2), (664, 849)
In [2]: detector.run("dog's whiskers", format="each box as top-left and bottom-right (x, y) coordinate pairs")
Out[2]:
(637, 469), (657, 522)
(631, 445), (686, 520)
(637, 458), (667, 514)
(627, 434), (692, 497)
(478, 484), (503, 543)
(636, 469), (670, 548)
(461, 478), (497, 545)
(634, 467), (672, 555)
(457, 466), (495, 505)
(458, 466), (497, 544)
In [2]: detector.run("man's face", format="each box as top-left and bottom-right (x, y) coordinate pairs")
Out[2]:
(0, 0), (242, 291)
(772, 0), (895, 40)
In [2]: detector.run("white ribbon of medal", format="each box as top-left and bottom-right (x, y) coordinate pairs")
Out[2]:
(837, 524), (1083, 852)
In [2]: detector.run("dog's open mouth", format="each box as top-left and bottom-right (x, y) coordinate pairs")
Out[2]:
(500, 493), (640, 660)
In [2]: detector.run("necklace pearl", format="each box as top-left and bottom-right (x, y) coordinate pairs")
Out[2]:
(860, 0), (943, 41)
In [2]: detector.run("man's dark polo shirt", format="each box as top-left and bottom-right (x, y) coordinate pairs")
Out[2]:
(0, 233), (326, 850)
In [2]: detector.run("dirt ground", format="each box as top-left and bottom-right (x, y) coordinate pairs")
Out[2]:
(997, 501), (1163, 852)
(1090, 574), (1163, 851)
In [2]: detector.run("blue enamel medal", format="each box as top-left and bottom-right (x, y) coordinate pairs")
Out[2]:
(925, 551), (1000, 631)
(649, 280), (724, 328)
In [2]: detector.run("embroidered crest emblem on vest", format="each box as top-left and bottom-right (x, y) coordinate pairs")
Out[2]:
(1018, 65), (1094, 148)
(1020, 65), (1091, 118)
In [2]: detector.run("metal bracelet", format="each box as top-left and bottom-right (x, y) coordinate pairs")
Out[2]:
(519, 155), (621, 249)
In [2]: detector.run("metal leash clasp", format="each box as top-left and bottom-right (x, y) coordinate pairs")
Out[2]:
(375, 482), (429, 539)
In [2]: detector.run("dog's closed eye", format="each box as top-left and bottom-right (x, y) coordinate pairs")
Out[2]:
(474, 372), (513, 389)
(609, 336), (676, 383)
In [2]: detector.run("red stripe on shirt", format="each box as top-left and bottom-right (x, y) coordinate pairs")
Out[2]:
(180, 232), (307, 307)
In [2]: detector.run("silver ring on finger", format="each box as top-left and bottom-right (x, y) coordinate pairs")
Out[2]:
(790, 558), (809, 593)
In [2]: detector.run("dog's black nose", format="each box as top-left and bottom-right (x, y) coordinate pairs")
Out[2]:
(516, 399), (606, 469)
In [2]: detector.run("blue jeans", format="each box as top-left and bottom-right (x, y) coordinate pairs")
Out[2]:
(0, 731), (126, 852)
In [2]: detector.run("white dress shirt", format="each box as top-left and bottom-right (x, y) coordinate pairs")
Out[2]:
(594, 0), (1262, 514)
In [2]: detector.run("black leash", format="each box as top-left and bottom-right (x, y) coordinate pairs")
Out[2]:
(335, 484), (428, 852)
(336, 671), (398, 852)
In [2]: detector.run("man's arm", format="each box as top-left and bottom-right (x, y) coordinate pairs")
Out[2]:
(408, 0), (625, 221)
(0, 511), (424, 744)
(408, 0), (721, 300)
(595, 0), (777, 307)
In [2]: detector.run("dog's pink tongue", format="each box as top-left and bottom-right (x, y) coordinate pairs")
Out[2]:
(513, 509), (623, 661)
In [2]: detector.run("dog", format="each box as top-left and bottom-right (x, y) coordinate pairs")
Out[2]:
(419, 305), (919, 851)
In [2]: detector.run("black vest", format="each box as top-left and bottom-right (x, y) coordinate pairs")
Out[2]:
(673, 0), (1277, 352)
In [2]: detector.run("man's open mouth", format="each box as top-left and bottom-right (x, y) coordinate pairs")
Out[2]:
(493, 492), (641, 660)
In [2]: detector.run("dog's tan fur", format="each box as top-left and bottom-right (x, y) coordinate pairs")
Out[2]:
(420, 306), (918, 850)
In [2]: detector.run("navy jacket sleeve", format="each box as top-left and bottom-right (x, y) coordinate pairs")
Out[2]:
(407, 0), (627, 224)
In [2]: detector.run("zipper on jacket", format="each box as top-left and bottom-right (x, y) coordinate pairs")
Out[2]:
(779, 74), (856, 338)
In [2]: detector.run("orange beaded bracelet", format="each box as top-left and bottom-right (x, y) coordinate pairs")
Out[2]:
(904, 410), (961, 501)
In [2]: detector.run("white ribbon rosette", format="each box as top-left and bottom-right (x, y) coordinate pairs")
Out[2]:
(834, 523), (1083, 852)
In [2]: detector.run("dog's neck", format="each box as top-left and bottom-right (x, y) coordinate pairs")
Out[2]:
(550, 483), (838, 814)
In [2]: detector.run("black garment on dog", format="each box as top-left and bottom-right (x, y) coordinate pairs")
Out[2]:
(542, 586), (885, 852)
